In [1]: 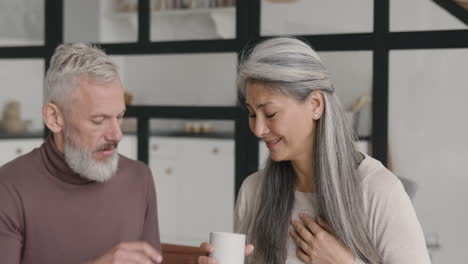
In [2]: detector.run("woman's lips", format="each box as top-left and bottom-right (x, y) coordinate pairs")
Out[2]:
(265, 138), (281, 149)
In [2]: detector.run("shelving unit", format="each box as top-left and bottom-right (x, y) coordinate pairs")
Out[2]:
(112, 7), (236, 39)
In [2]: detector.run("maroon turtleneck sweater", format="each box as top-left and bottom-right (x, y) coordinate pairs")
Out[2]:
(0, 136), (161, 264)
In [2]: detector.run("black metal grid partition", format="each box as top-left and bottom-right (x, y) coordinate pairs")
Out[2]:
(1, 0), (467, 196)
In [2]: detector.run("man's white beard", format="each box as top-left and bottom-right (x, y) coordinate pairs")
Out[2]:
(63, 130), (119, 182)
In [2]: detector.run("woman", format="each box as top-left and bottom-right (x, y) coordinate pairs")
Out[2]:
(198, 37), (430, 264)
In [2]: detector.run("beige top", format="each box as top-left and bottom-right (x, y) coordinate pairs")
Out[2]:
(234, 155), (431, 264)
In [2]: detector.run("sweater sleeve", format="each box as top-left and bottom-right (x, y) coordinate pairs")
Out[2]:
(234, 172), (261, 233)
(233, 176), (249, 233)
(364, 169), (431, 264)
(0, 183), (23, 264)
(141, 166), (162, 253)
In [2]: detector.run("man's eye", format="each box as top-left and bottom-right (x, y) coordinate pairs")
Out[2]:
(248, 113), (256, 118)
(92, 119), (104, 125)
(266, 113), (276, 118)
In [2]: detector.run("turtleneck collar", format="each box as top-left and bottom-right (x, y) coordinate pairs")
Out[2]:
(40, 135), (94, 185)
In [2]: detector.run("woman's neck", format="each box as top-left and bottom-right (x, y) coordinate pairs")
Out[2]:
(292, 156), (316, 193)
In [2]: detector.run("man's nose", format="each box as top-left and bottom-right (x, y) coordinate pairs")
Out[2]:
(106, 119), (123, 142)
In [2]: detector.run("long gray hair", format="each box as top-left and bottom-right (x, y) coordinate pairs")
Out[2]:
(237, 37), (380, 264)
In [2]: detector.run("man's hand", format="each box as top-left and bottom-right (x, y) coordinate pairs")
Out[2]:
(88, 241), (163, 264)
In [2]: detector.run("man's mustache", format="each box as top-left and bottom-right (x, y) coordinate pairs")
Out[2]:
(95, 142), (118, 152)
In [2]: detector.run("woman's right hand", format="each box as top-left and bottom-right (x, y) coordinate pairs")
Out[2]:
(197, 242), (255, 264)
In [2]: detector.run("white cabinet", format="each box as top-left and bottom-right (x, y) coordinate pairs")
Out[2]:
(0, 138), (44, 166)
(118, 135), (138, 160)
(148, 136), (235, 246)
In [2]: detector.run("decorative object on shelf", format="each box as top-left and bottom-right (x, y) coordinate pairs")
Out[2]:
(152, 0), (235, 11)
(116, 0), (138, 13)
(124, 91), (133, 105)
(346, 93), (371, 136)
(210, 6), (235, 38)
(121, 91), (137, 132)
(0, 101), (31, 134)
(184, 121), (212, 134)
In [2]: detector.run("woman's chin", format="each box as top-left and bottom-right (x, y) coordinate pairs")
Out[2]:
(270, 154), (287, 162)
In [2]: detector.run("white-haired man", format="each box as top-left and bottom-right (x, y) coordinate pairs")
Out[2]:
(0, 43), (163, 264)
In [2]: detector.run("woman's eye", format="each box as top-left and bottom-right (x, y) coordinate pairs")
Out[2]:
(266, 113), (276, 118)
(248, 113), (256, 118)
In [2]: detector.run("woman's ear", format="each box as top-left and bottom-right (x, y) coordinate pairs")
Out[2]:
(307, 90), (325, 120)
(42, 103), (65, 133)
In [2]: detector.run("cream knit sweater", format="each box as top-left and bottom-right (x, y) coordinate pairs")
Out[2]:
(234, 155), (431, 264)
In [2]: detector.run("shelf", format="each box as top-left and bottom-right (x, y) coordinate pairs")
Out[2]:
(0, 131), (43, 139)
(112, 7), (235, 39)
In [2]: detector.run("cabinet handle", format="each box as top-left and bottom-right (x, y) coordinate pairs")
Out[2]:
(15, 148), (23, 155)
(212, 147), (219, 154)
(165, 168), (172, 175)
(152, 144), (159, 151)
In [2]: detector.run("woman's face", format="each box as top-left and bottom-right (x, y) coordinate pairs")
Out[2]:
(245, 81), (323, 163)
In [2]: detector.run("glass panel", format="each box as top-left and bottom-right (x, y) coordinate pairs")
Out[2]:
(261, 0), (373, 36)
(112, 53), (237, 106)
(390, 0), (468, 31)
(64, 0), (138, 43)
(389, 49), (468, 263)
(148, 118), (235, 246)
(119, 117), (138, 160)
(150, 0), (236, 41)
(0, 0), (44, 46)
(0, 59), (44, 137)
(318, 51), (373, 140)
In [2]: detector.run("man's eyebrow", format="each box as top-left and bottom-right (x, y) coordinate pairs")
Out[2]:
(90, 110), (126, 119)
(90, 114), (108, 119)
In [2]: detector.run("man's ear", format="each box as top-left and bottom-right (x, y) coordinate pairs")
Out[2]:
(307, 90), (325, 120)
(42, 102), (65, 133)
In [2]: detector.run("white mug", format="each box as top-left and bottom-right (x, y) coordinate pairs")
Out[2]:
(209, 232), (245, 264)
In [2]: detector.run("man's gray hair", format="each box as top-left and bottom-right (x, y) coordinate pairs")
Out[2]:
(44, 43), (119, 110)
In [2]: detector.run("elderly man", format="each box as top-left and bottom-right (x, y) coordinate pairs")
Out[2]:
(0, 43), (162, 264)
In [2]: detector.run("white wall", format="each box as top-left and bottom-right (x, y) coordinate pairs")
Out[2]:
(0, 0), (44, 45)
(117, 53), (237, 106)
(390, 0), (467, 31)
(261, 0), (373, 35)
(64, 0), (100, 43)
(389, 49), (468, 263)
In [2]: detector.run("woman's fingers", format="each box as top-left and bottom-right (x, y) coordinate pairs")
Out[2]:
(291, 219), (315, 243)
(199, 242), (213, 254)
(198, 242), (253, 262)
(198, 256), (218, 264)
(290, 229), (312, 253)
(317, 216), (334, 234)
(299, 213), (324, 237)
(245, 244), (255, 256)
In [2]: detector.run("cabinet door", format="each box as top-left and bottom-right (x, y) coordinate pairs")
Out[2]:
(150, 158), (179, 244)
(149, 136), (235, 247)
(148, 137), (181, 244)
(118, 135), (137, 160)
(0, 138), (44, 166)
(176, 138), (235, 246)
